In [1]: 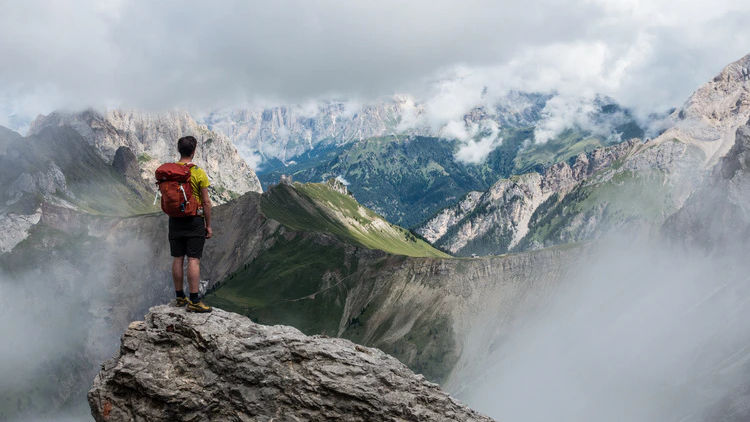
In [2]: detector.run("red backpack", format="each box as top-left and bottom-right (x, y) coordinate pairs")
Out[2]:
(155, 163), (199, 217)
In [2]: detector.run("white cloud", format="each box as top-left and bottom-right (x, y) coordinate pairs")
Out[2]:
(534, 95), (599, 143)
(1, 0), (749, 135)
(455, 135), (502, 164)
(243, 149), (264, 171)
(335, 175), (350, 186)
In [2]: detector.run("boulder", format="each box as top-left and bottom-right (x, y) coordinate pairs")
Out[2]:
(88, 305), (494, 422)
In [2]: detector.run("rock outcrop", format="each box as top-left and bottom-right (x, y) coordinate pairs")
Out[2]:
(88, 305), (494, 422)
(112, 145), (155, 195)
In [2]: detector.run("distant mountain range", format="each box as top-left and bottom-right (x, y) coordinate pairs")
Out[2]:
(199, 92), (644, 166)
(30, 109), (262, 202)
(247, 98), (644, 227)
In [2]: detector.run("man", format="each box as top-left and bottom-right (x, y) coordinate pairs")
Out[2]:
(169, 136), (213, 313)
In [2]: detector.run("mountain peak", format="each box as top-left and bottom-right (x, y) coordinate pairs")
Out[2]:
(660, 52), (750, 166)
(713, 52), (750, 83)
(88, 305), (493, 422)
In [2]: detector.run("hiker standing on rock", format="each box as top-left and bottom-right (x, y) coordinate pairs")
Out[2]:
(155, 136), (213, 313)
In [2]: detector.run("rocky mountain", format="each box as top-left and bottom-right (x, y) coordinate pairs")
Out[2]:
(417, 53), (750, 256)
(418, 140), (640, 254)
(656, 117), (750, 422)
(30, 109), (262, 203)
(89, 305), (494, 422)
(200, 92), (551, 164)
(198, 90), (644, 228)
(201, 98), (412, 163)
(0, 125), (157, 253)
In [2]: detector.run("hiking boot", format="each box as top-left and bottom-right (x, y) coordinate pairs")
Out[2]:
(175, 297), (189, 307)
(186, 299), (212, 313)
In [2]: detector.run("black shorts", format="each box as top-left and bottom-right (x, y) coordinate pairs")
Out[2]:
(168, 216), (206, 259)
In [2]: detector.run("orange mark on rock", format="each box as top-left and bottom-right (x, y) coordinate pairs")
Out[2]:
(102, 400), (113, 418)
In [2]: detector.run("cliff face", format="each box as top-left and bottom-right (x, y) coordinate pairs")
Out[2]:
(0, 124), (158, 252)
(665, 118), (750, 249)
(88, 305), (494, 422)
(29, 109), (262, 203)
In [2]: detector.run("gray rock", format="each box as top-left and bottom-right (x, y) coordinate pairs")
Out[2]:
(112, 146), (140, 181)
(88, 305), (494, 422)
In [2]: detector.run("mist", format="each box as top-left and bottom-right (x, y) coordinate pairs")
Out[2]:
(454, 233), (750, 421)
(0, 218), (171, 421)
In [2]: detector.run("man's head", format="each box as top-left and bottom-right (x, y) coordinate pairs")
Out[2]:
(178, 136), (198, 159)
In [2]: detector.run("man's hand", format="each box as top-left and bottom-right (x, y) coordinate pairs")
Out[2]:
(200, 187), (212, 239)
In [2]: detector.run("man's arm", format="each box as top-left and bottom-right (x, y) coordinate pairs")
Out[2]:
(200, 187), (212, 238)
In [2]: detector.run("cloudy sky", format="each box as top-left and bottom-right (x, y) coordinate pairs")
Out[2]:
(1, 0), (750, 131)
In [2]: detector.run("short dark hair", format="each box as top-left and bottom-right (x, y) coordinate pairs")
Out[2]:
(178, 136), (198, 158)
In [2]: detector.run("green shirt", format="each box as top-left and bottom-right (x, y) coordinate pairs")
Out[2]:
(176, 162), (210, 205)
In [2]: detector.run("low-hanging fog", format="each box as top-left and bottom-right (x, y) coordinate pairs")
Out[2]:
(0, 224), (169, 421)
(455, 232), (750, 421)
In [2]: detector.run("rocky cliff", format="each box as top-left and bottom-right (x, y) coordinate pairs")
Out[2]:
(0, 124), (158, 252)
(30, 109), (262, 203)
(88, 305), (494, 422)
(665, 117), (750, 249)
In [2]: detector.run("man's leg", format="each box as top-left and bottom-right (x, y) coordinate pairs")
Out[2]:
(184, 236), (211, 312)
(172, 256), (185, 292)
(187, 257), (200, 295)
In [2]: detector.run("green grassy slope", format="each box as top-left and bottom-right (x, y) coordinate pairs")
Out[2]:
(204, 181), (452, 381)
(261, 181), (449, 258)
(514, 168), (677, 251)
(513, 129), (609, 173)
(206, 233), (357, 335)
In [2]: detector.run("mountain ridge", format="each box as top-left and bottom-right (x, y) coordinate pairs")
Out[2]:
(29, 108), (263, 203)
